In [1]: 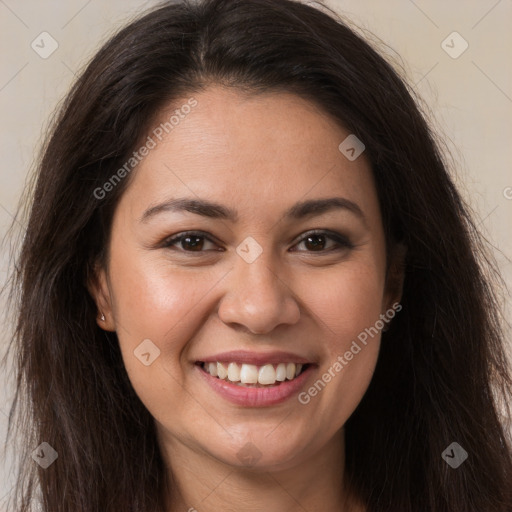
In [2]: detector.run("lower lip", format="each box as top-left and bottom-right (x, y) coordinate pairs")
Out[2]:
(195, 364), (315, 407)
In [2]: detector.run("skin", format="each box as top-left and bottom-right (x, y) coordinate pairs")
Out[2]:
(89, 85), (404, 511)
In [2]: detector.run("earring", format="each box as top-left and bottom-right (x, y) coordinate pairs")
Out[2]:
(100, 312), (106, 321)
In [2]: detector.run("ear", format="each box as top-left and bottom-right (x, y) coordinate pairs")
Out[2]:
(383, 242), (407, 310)
(86, 260), (116, 331)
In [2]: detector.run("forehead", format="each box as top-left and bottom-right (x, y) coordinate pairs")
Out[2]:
(117, 86), (380, 226)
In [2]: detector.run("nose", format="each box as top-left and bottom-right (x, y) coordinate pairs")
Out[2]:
(217, 252), (301, 335)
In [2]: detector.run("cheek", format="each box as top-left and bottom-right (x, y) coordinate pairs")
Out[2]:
(296, 260), (384, 424)
(110, 246), (211, 345)
(303, 257), (386, 343)
(107, 247), (217, 404)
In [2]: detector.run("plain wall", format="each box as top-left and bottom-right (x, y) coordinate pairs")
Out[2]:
(1, 0), (511, 505)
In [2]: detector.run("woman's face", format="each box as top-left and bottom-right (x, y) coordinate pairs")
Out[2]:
(91, 85), (399, 471)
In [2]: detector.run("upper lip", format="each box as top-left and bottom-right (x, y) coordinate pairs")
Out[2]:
(195, 350), (314, 366)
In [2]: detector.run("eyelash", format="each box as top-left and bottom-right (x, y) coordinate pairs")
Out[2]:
(161, 229), (354, 254)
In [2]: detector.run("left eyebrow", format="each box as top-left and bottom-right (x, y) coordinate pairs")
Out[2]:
(139, 196), (366, 224)
(285, 197), (365, 223)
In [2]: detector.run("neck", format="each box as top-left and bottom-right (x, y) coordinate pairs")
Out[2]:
(159, 427), (363, 512)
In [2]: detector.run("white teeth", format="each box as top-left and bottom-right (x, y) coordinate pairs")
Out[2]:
(227, 362), (241, 382)
(208, 362), (218, 377)
(258, 364), (277, 385)
(286, 362), (296, 380)
(240, 364), (259, 384)
(276, 363), (287, 381)
(202, 361), (306, 385)
(217, 362), (228, 379)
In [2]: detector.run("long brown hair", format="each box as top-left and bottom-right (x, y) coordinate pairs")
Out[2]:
(2, 0), (511, 510)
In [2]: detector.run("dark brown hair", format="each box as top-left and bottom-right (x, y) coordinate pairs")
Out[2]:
(2, 0), (511, 510)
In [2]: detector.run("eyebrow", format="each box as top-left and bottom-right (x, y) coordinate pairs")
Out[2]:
(139, 196), (366, 224)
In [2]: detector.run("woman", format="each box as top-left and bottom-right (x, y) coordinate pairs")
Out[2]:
(3, 0), (512, 510)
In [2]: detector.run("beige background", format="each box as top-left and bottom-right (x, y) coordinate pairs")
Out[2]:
(1, 0), (511, 504)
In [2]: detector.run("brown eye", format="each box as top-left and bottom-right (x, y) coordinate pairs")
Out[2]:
(179, 235), (204, 251)
(163, 232), (220, 252)
(303, 234), (328, 251)
(292, 230), (353, 253)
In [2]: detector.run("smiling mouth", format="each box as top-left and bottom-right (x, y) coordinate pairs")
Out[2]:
(196, 361), (310, 387)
